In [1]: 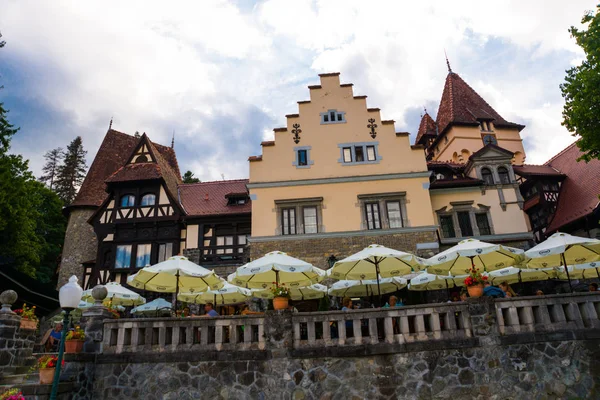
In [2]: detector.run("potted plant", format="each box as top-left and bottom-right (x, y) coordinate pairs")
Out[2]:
(271, 283), (290, 310)
(65, 325), (85, 353)
(14, 304), (38, 330)
(107, 306), (121, 319)
(464, 268), (488, 298)
(0, 388), (25, 400)
(35, 355), (61, 384)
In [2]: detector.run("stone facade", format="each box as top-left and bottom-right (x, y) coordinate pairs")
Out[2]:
(250, 230), (437, 269)
(58, 208), (98, 287)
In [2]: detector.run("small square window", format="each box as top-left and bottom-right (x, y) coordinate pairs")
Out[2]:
(366, 146), (376, 161)
(343, 148), (352, 163)
(323, 114), (329, 122)
(298, 150), (308, 166)
(355, 147), (364, 162)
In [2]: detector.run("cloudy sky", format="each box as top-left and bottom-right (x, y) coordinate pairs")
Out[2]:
(0, 0), (595, 181)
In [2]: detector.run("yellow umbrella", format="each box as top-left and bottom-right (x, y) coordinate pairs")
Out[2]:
(253, 284), (328, 301)
(81, 282), (145, 306)
(178, 283), (253, 305)
(486, 266), (556, 285)
(408, 273), (455, 291)
(328, 277), (407, 297)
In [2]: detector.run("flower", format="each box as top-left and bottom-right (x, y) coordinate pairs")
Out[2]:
(66, 326), (85, 341)
(270, 284), (291, 299)
(463, 268), (488, 287)
(35, 355), (63, 370)
(0, 388), (25, 400)
(14, 304), (38, 321)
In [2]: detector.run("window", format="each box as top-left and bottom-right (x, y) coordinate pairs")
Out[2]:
(457, 211), (473, 237)
(365, 202), (381, 230)
(136, 244), (151, 267)
(482, 134), (497, 146)
(355, 146), (364, 162)
(439, 216), (455, 238)
(298, 150), (308, 166)
(303, 206), (318, 234)
(293, 146), (313, 168)
(158, 243), (173, 263)
(115, 245), (132, 269)
(216, 236), (234, 254)
(339, 143), (380, 165)
(320, 109), (346, 124)
(282, 208), (296, 235)
(238, 235), (247, 253)
(366, 146), (376, 161)
(227, 195), (248, 205)
(343, 147), (352, 163)
(136, 154), (148, 163)
(120, 195), (135, 207)
(386, 201), (403, 228)
(476, 214), (491, 236)
(498, 166), (510, 184)
(141, 194), (156, 206)
(481, 167), (494, 185)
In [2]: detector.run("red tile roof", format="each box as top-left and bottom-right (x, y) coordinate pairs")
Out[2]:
(178, 179), (251, 216)
(415, 113), (437, 145)
(106, 163), (162, 183)
(436, 72), (524, 135)
(513, 164), (564, 177)
(545, 142), (600, 232)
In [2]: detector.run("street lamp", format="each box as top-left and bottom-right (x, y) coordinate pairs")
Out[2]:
(50, 275), (83, 400)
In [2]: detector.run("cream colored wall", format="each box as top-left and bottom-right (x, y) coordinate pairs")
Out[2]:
(430, 189), (529, 235)
(249, 74), (427, 184)
(250, 177), (434, 237)
(186, 224), (199, 249)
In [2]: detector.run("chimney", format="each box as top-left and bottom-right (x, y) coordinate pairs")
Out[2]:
(205, 193), (209, 201)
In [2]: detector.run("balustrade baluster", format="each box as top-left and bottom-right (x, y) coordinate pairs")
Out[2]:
(258, 321), (265, 350)
(307, 320), (316, 344)
(384, 316), (394, 344)
(368, 318), (378, 343)
(353, 319), (362, 344)
(415, 315), (426, 341)
(337, 318), (346, 345)
(518, 306), (534, 332)
(322, 320), (331, 345)
(399, 316), (410, 343)
(215, 324), (223, 350)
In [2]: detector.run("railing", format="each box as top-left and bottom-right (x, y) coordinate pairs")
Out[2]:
(495, 292), (600, 335)
(103, 315), (265, 354)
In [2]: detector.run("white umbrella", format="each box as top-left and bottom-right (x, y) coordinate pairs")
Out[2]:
(131, 298), (173, 316)
(178, 282), (253, 305)
(408, 273), (455, 291)
(574, 261), (600, 279)
(253, 284), (328, 301)
(486, 266), (556, 285)
(328, 277), (407, 298)
(82, 281), (146, 307)
(229, 251), (324, 290)
(426, 238), (524, 276)
(77, 299), (125, 311)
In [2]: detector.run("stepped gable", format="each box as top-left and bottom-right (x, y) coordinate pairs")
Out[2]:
(415, 112), (437, 145)
(436, 72), (524, 135)
(71, 129), (181, 208)
(179, 179), (251, 216)
(545, 142), (600, 232)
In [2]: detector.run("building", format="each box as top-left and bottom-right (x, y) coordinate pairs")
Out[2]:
(58, 129), (251, 289)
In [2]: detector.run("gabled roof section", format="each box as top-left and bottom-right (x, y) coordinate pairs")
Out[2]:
(415, 112), (437, 145)
(513, 164), (565, 178)
(436, 72), (525, 135)
(545, 142), (600, 232)
(179, 179), (251, 217)
(468, 144), (514, 162)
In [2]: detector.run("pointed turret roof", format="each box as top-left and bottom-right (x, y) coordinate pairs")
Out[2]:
(436, 72), (524, 135)
(415, 112), (437, 145)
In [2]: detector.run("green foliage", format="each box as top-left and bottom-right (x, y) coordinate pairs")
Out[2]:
(39, 147), (63, 190)
(182, 170), (200, 183)
(55, 136), (87, 204)
(561, 5), (600, 161)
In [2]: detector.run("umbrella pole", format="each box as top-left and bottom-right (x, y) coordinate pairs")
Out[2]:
(445, 279), (450, 302)
(561, 254), (573, 293)
(375, 259), (382, 308)
(175, 270), (180, 311)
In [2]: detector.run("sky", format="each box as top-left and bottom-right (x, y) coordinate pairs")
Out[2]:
(0, 0), (595, 182)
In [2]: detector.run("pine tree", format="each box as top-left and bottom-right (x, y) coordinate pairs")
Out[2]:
(39, 147), (63, 190)
(182, 170), (200, 183)
(55, 136), (87, 205)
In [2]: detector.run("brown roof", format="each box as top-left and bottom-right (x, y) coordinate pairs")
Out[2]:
(513, 164), (564, 177)
(71, 129), (180, 207)
(545, 142), (600, 232)
(106, 163), (162, 183)
(179, 179), (251, 216)
(415, 113), (437, 145)
(436, 72), (524, 135)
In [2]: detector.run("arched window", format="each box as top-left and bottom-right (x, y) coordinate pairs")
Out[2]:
(135, 154), (148, 163)
(481, 167), (494, 185)
(120, 195), (135, 207)
(498, 166), (510, 184)
(141, 194), (156, 206)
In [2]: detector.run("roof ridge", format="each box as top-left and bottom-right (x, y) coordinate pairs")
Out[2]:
(179, 178), (249, 186)
(451, 73), (502, 121)
(544, 141), (579, 166)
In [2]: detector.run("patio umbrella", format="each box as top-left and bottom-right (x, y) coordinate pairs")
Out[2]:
(126, 255), (223, 307)
(574, 261), (600, 279)
(228, 251), (324, 290)
(178, 282), (253, 305)
(408, 273), (455, 291)
(253, 284), (328, 301)
(426, 238), (524, 276)
(328, 244), (426, 305)
(524, 232), (600, 292)
(486, 266), (556, 285)
(81, 281), (146, 307)
(328, 277), (407, 298)
(77, 299), (126, 311)
(131, 298), (173, 317)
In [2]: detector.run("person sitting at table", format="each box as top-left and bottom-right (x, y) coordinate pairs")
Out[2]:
(590, 283), (598, 292)
(460, 290), (468, 301)
(240, 304), (263, 315)
(483, 282), (505, 298)
(536, 289), (545, 296)
(383, 295), (403, 308)
(499, 281), (517, 297)
(201, 302), (219, 317)
(46, 322), (63, 351)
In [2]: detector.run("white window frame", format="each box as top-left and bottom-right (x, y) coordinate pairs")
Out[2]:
(338, 142), (382, 166)
(320, 109), (346, 124)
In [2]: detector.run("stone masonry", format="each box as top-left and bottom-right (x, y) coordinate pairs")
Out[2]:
(58, 208), (98, 287)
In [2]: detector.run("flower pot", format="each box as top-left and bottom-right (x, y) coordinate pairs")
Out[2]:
(65, 339), (84, 353)
(20, 319), (37, 330)
(273, 297), (289, 310)
(39, 368), (55, 384)
(467, 284), (484, 298)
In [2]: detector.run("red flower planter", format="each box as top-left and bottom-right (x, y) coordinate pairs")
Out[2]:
(273, 297), (289, 310)
(467, 284), (484, 298)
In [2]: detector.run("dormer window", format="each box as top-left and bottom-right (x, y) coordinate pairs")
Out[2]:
(320, 109), (346, 124)
(480, 121), (493, 132)
(498, 166), (511, 184)
(135, 154), (148, 163)
(120, 195), (135, 207)
(141, 194), (156, 206)
(226, 194), (249, 206)
(481, 167), (494, 185)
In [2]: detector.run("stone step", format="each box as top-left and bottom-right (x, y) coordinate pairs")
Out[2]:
(0, 373), (29, 385)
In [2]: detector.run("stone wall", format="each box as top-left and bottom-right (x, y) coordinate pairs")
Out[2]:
(58, 208), (98, 287)
(0, 314), (36, 377)
(250, 230), (437, 270)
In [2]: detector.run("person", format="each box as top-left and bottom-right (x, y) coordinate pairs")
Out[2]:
(341, 297), (354, 336)
(341, 297), (353, 311)
(202, 302), (219, 317)
(287, 302), (299, 313)
(499, 281), (517, 297)
(181, 307), (190, 317)
(590, 283), (598, 292)
(240, 304), (263, 315)
(459, 290), (468, 302)
(483, 282), (505, 298)
(47, 322), (63, 351)
(536, 290), (545, 296)
(383, 295), (403, 308)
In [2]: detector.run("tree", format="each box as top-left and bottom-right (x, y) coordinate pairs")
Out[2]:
(55, 136), (87, 204)
(39, 147), (63, 190)
(182, 170), (200, 183)
(561, 5), (600, 161)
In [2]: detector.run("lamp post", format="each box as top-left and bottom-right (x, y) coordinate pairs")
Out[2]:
(50, 275), (83, 400)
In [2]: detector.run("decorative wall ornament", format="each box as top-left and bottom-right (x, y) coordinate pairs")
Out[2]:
(291, 124), (302, 144)
(367, 118), (378, 139)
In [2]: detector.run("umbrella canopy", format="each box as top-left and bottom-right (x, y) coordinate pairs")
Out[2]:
(487, 266), (556, 285)
(229, 251), (324, 290)
(131, 298), (173, 316)
(77, 299), (126, 311)
(554, 263), (600, 280)
(524, 232), (600, 269)
(126, 256), (223, 293)
(253, 284), (328, 301)
(178, 282), (253, 305)
(81, 281), (146, 306)
(328, 277), (407, 297)
(408, 273), (455, 291)
(328, 244), (426, 280)
(426, 239), (524, 276)
(574, 261), (600, 279)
